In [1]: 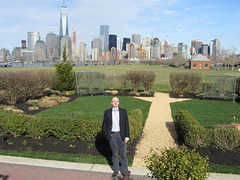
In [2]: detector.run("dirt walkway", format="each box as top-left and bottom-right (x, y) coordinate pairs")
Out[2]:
(132, 92), (191, 167)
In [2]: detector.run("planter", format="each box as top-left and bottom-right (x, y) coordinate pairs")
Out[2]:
(231, 123), (240, 131)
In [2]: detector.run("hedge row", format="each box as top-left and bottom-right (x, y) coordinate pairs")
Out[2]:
(169, 72), (203, 94)
(0, 70), (57, 104)
(0, 109), (143, 142)
(175, 110), (240, 151)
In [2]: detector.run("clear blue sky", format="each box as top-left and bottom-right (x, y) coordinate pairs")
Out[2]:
(0, 0), (240, 53)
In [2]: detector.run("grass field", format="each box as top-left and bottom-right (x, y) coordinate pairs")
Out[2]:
(35, 96), (151, 125)
(2, 64), (240, 92)
(170, 99), (240, 128)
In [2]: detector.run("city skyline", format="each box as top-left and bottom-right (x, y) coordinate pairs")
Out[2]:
(0, 0), (240, 53)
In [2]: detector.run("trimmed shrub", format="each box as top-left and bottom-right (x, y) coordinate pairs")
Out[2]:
(0, 70), (57, 104)
(105, 74), (117, 90)
(145, 147), (209, 180)
(212, 125), (240, 151)
(0, 109), (142, 142)
(169, 72), (202, 94)
(126, 71), (143, 93)
(128, 109), (143, 141)
(175, 110), (211, 148)
(141, 71), (156, 93)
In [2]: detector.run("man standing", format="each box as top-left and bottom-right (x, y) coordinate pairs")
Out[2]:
(102, 97), (131, 180)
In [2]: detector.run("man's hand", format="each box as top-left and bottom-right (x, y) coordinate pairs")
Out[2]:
(125, 137), (129, 144)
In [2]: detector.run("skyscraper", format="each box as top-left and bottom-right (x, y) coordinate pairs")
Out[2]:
(122, 38), (130, 51)
(59, 4), (69, 38)
(59, 3), (69, 55)
(209, 39), (221, 57)
(100, 25), (109, 51)
(46, 32), (59, 61)
(72, 30), (76, 55)
(132, 34), (141, 46)
(109, 34), (117, 51)
(27, 32), (40, 51)
(191, 39), (203, 55)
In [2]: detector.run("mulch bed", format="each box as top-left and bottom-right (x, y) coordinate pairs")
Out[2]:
(0, 90), (240, 167)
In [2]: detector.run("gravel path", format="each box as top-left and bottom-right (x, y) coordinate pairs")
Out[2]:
(132, 92), (191, 167)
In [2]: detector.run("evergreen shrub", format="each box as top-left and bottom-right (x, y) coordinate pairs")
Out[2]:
(145, 147), (209, 180)
(128, 109), (143, 141)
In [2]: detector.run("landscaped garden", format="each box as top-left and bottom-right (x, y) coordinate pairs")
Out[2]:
(0, 62), (240, 177)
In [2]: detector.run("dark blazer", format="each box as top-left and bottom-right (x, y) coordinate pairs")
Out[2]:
(102, 108), (130, 142)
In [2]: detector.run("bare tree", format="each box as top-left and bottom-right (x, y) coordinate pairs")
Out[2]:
(171, 54), (185, 67)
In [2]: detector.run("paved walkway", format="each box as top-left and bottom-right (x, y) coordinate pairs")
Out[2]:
(132, 92), (191, 167)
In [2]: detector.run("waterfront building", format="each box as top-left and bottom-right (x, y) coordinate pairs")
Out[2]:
(191, 39), (203, 55)
(34, 40), (47, 63)
(27, 32), (40, 51)
(109, 34), (117, 51)
(122, 38), (130, 51)
(45, 32), (59, 62)
(132, 34), (141, 46)
(100, 25), (109, 51)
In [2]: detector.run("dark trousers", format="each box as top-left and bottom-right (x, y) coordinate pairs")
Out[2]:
(109, 133), (128, 175)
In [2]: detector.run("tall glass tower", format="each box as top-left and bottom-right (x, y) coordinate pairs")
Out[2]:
(59, 4), (69, 38)
(27, 32), (40, 51)
(100, 25), (109, 51)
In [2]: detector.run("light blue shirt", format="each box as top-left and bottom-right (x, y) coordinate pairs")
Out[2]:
(111, 108), (120, 132)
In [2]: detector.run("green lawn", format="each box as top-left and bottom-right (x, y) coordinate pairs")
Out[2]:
(3, 64), (240, 93)
(170, 99), (240, 128)
(35, 96), (151, 125)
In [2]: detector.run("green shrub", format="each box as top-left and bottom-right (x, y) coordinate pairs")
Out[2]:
(145, 147), (209, 180)
(128, 109), (143, 141)
(54, 46), (75, 91)
(141, 71), (156, 93)
(0, 70), (57, 104)
(126, 71), (143, 93)
(175, 110), (211, 148)
(169, 72), (202, 94)
(212, 124), (240, 151)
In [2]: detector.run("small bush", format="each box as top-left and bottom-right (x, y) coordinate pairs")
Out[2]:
(169, 72), (202, 94)
(128, 109), (143, 141)
(54, 46), (75, 91)
(212, 124), (240, 151)
(126, 71), (143, 93)
(145, 147), (209, 180)
(141, 71), (156, 93)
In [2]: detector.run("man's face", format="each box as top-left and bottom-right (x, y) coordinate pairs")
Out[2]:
(111, 97), (119, 108)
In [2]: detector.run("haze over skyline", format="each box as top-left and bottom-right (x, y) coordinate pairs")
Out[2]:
(0, 0), (239, 53)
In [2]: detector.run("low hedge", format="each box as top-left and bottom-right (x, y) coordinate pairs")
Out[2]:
(0, 109), (143, 142)
(175, 110), (240, 151)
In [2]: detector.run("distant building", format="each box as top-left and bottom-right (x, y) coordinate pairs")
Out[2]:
(46, 32), (59, 62)
(165, 45), (173, 59)
(189, 54), (210, 69)
(109, 34), (117, 51)
(209, 39), (221, 57)
(34, 40), (47, 62)
(132, 34), (141, 46)
(92, 38), (102, 57)
(201, 44), (209, 56)
(152, 45), (161, 59)
(122, 38), (130, 51)
(191, 39), (203, 55)
(100, 25), (109, 51)
(59, 3), (69, 55)
(21, 40), (27, 49)
(27, 32), (40, 51)
(117, 37), (122, 51)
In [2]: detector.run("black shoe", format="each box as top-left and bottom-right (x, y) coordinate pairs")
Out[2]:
(123, 171), (131, 180)
(111, 171), (119, 178)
